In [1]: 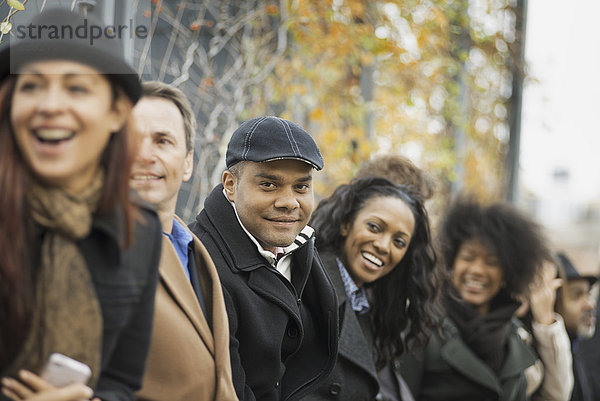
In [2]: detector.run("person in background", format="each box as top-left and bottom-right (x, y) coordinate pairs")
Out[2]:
(355, 154), (436, 201)
(129, 81), (237, 401)
(577, 254), (600, 401)
(515, 258), (573, 401)
(0, 8), (161, 401)
(303, 176), (441, 401)
(398, 196), (549, 401)
(189, 116), (339, 401)
(554, 252), (598, 401)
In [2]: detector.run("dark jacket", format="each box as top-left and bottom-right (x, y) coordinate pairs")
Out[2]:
(301, 251), (379, 401)
(570, 337), (594, 401)
(189, 185), (339, 401)
(578, 301), (600, 400)
(397, 317), (538, 401)
(78, 201), (162, 401)
(0, 201), (161, 401)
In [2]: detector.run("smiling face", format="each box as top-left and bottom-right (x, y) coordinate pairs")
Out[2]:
(129, 96), (193, 221)
(223, 159), (314, 252)
(10, 60), (128, 193)
(340, 196), (415, 287)
(452, 238), (504, 316)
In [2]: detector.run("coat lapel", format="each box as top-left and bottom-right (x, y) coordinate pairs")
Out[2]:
(440, 320), (538, 397)
(247, 267), (301, 321)
(321, 252), (378, 382)
(186, 222), (237, 398)
(499, 328), (537, 379)
(159, 235), (215, 355)
(440, 336), (501, 394)
(338, 301), (378, 380)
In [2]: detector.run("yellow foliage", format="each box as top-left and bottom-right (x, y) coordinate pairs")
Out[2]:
(309, 107), (325, 120)
(256, 0), (517, 202)
(347, 0), (366, 17)
(7, 0), (25, 11)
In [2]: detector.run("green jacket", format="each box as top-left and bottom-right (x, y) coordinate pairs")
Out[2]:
(397, 317), (538, 401)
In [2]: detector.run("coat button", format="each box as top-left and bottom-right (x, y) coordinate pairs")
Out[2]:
(275, 381), (279, 388)
(329, 382), (341, 396)
(287, 326), (299, 338)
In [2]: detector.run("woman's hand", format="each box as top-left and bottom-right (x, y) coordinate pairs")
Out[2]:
(529, 260), (563, 326)
(1, 370), (95, 401)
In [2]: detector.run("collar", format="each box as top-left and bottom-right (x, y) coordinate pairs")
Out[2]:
(91, 189), (152, 245)
(201, 185), (314, 273)
(336, 257), (370, 314)
(166, 217), (194, 247)
(224, 188), (314, 262)
(91, 206), (124, 244)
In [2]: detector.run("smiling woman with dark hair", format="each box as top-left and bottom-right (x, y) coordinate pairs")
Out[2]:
(398, 195), (552, 401)
(304, 176), (442, 401)
(0, 8), (161, 401)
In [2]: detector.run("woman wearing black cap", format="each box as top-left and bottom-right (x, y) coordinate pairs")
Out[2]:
(0, 8), (161, 401)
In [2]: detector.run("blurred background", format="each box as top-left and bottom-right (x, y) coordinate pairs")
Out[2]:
(2, 0), (598, 273)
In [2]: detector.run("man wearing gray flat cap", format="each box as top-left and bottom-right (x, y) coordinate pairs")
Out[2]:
(189, 116), (339, 401)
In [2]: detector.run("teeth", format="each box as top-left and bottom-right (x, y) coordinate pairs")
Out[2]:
(362, 252), (383, 267)
(35, 129), (73, 141)
(465, 279), (484, 289)
(131, 174), (160, 180)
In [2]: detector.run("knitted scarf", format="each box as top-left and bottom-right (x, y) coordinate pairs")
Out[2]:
(446, 291), (520, 374)
(5, 172), (104, 387)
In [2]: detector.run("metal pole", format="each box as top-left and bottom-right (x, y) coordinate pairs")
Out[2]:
(506, 0), (528, 203)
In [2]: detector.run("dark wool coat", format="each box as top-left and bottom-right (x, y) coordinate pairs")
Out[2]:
(578, 301), (600, 400)
(78, 201), (162, 401)
(301, 251), (379, 401)
(0, 200), (163, 401)
(397, 317), (538, 401)
(189, 185), (339, 401)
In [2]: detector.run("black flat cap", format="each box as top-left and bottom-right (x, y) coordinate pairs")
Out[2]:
(0, 7), (141, 103)
(226, 116), (324, 170)
(556, 252), (598, 286)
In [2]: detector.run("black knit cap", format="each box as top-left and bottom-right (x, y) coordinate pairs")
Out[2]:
(0, 7), (141, 103)
(226, 116), (324, 170)
(556, 252), (598, 286)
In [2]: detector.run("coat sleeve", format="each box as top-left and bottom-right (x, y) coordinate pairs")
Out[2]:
(222, 285), (257, 401)
(94, 214), (162, 401)
(530, 313), (574, 401)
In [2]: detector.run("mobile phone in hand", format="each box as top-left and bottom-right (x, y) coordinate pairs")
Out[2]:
(40, 353), (92, 387)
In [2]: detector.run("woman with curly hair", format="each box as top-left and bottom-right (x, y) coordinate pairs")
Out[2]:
(398, 195), (551, 401)
(303, 176), (442, 401)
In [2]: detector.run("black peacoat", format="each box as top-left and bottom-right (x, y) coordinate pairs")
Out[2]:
(301, 251), (379, 401)
(0, 199), (162, 401)
(189, 185), (339, 401)
(78, 200), (162, 401)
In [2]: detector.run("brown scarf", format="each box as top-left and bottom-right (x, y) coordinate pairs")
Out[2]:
(6, 172), (104, 387)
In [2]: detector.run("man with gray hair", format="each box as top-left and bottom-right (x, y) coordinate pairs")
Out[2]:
(555, 252), (598, 401)
(129, 81), (236, 401)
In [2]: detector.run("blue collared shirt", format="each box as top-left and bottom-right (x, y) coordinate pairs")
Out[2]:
(164, 218), (194, 280)
(336, 257), (370, 315)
